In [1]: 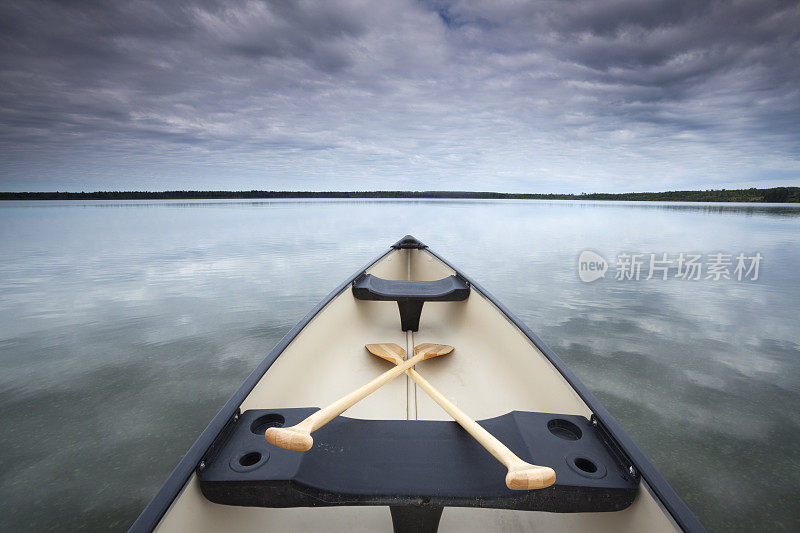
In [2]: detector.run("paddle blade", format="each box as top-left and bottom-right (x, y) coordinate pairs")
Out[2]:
(414, 343), (454, 360)
(365, 343), (406, 364)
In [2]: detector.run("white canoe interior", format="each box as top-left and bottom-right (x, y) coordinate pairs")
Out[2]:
(154, 247), (680, 532)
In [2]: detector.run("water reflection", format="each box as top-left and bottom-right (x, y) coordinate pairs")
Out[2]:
(0, 199), (798, 532)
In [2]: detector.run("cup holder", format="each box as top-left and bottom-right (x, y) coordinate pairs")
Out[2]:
(240, 452), (262, 467)
(574, 457), (597, 473)
(547, 418), (582, 441)
(251, 413), (285, 435)
(230, 449), (269, 473)
(565, 452), (606, 479)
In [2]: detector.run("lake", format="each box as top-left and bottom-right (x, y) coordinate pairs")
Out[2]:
(0, 199), (798, 531)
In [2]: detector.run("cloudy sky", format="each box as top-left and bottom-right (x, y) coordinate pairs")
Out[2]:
(0, 0), (798, 192)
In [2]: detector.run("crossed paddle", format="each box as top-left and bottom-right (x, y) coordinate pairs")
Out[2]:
(266, 343), (556, 490)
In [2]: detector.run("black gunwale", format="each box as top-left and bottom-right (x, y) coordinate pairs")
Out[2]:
(425, 246), (705, 533)
(130, 238), (704, 532)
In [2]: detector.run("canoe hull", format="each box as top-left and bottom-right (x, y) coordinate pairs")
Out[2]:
(132, 237), (703, 532)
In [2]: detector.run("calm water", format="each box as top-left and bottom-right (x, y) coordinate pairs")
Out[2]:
(0, 199), (798, 532)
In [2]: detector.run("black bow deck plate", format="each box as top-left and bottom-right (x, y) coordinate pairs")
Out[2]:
(198, 408), (638, 513)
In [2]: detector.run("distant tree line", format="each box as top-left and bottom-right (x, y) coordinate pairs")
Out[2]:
(1, 187), (798, 202)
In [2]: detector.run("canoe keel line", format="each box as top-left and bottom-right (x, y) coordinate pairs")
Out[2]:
(131, 236), (704, 532)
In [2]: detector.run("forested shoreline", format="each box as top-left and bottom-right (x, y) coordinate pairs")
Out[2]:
(1, 187), (798, 202)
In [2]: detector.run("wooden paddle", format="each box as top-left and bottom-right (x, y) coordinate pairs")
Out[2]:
(366, 343), (556, 490)
(265, 343), (454, 451)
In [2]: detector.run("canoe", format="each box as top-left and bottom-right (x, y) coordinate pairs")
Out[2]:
(131, 236), (704, 532)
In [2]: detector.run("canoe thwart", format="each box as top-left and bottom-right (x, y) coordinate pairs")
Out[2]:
(199, 408), (638, 513)
(352, 274), (469, 331)
(352, 274), (469, 302)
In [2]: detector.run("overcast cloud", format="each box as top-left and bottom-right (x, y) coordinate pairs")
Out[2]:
(0, 0), (798, 192)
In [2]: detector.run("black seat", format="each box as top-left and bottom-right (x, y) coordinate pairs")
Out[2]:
(352, 274), (470, 331)
(199, 408), (639, 524)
